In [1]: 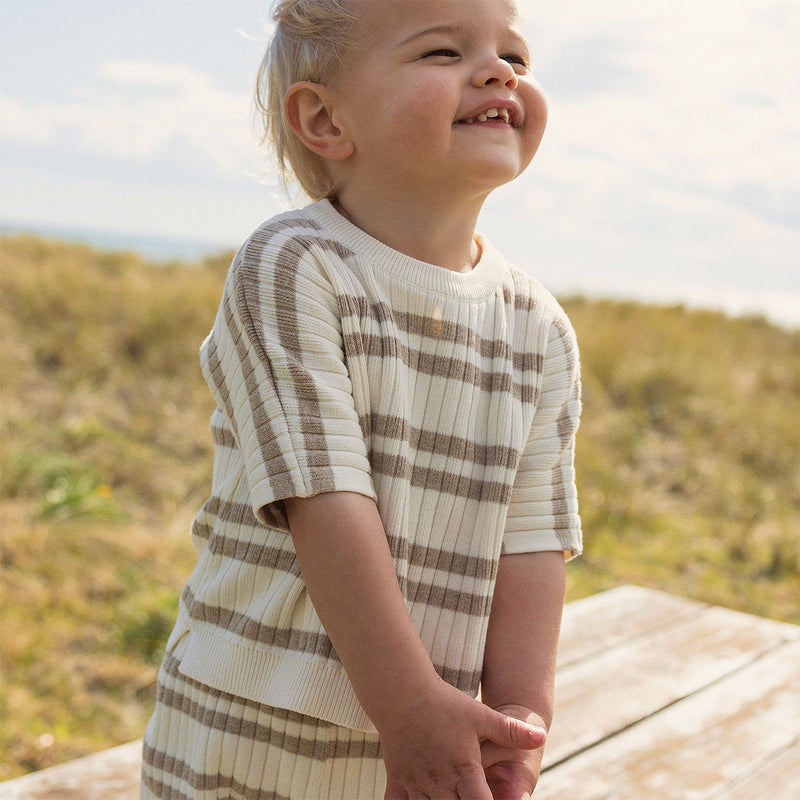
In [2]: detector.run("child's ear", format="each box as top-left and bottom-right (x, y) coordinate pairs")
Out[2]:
(284, 81), (354, 162)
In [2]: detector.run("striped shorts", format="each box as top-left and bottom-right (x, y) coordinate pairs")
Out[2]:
(140, 637), (386, 800)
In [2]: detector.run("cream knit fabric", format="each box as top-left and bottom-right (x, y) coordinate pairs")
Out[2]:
(167, 199), (581, 733)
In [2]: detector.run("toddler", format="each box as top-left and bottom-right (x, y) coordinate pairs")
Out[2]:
(141, 1), (582, 798)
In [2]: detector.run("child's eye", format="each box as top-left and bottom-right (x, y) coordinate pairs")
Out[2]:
(502, 53), (530, 70)
(422, 49), (460, 59)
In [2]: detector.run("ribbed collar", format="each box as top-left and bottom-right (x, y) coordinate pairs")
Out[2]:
(307, 199), (507, 301)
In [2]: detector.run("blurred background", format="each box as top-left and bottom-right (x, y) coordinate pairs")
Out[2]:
(1, 0), (798, 781)
(1, 0), (798, 323)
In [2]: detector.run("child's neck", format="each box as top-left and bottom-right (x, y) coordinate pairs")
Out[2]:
(332, 190), (486, 274)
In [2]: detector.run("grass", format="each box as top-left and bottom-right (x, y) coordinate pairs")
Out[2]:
(1, 234), (798, 778)
(564, 298), (800, 622)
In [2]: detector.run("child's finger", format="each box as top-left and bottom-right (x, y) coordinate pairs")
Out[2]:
(383, 778), (409, 800)
(480, 740), (509, 768)
(482, 707), (546, 751)
(452, 763), (496, 800)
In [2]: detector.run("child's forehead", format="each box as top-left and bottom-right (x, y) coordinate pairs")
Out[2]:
(350, 0), (524, 43)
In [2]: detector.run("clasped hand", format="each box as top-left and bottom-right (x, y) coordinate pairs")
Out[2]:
(380, 680), (545, 800)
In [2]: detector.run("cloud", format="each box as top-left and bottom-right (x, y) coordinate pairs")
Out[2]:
(0, 59), (267, 177)
(521, 0), (799, 201)
(507, 0), (800, 302)
(535, 34), (643, 100)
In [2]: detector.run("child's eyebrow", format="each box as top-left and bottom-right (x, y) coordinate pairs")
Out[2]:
(397, 24), (460, 47)
(397, 23), (530, 54)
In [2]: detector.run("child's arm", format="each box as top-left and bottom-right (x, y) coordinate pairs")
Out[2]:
(284, 490), (546, 800)
(480, 550), (566, 798)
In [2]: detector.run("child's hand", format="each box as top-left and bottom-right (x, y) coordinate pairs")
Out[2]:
(480, 704), (547, 800)
(380, 680), (545, 800)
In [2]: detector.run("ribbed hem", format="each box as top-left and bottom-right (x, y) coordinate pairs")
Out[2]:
(250, 465), (377, 530)
(502, 527), (583, 561)
(308, 200), (507, 301)
(178, 623), (376, 733)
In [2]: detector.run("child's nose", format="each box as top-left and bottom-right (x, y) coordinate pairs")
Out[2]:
(475, 56), (519, 90)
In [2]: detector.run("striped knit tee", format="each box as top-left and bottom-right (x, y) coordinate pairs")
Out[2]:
(169, 199), (582, 732)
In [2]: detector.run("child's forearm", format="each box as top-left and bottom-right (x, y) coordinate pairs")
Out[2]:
(285, 492), (548, 798)
(284, 491), (440, 729)
(481, 550), (566, 727)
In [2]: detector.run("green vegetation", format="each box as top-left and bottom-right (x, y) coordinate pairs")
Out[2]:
(565, 298), (799, 621)
(1, 234), (798, 778)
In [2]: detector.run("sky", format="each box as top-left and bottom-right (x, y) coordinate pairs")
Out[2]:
(1, 0), (798, 326)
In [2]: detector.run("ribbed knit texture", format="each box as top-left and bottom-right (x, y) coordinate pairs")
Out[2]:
(167, 199), (582, 733)
(141, 635), (386, 800)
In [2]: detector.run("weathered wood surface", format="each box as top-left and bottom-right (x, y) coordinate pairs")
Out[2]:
(538, 585), (800, 798)
(2, 585), (797, 799)
(0, 740), (142, 800)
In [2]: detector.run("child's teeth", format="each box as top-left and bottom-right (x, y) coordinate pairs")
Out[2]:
(461, 108), (511, 124)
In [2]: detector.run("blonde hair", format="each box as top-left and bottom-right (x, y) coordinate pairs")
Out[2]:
(256, 0), (358, 200)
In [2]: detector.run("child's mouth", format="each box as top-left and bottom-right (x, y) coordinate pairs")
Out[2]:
(459, 107), (512, 125)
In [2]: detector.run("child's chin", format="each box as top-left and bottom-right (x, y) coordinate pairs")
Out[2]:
(465, 159), (526, 189)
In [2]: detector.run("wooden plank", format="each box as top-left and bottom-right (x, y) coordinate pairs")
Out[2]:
(544, 604), (797, 767)
(709, 738), (800, 800)
(536, 638), (800, 799)
(0, 741), (141, 800)
(558, 585), (705, 668)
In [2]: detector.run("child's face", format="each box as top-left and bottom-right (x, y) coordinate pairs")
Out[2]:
(327, 0), (547, 202)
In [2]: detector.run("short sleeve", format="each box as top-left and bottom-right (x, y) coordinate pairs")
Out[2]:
(503, 315), (582, 559)
(201, 225), (376, 529)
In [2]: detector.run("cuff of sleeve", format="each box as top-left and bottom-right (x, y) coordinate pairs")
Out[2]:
(250, 465), (377, 530)
(502, 526), (582, 562)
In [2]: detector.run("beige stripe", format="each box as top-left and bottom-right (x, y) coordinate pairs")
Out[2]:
(190, 518), (211, 543)
(141, 767), (198, 800)
(258, 213), (324, 239)
(404, 538), (496, 579)
(396, 308), (486, 351)
(153, 653), (383, 759)
(143, 743), (236, 797)
(190, 481), (262, 545)
(343, 330), (539, 402)
(212, 495), (255, 524)
(399, 310), (545, 373)
(223, 288), (295, 500)
(207, 529), (301, 575)
(553, 314), (578, 370)
(438, 663), (482, 694)
(345, 303), (544, 372)
(370, 450), (513, 504)
(210, 422), (236, 448)
(511, 289), (542, 314)
(557, 399), (576, 448)
(141, 753), (294, 800)
(365, 413), (521, 470)
(267, 235), (358, 494)
(184, 587), (338, 659)
(406, 577), (492, 617)
(203, 336), (238, 441)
